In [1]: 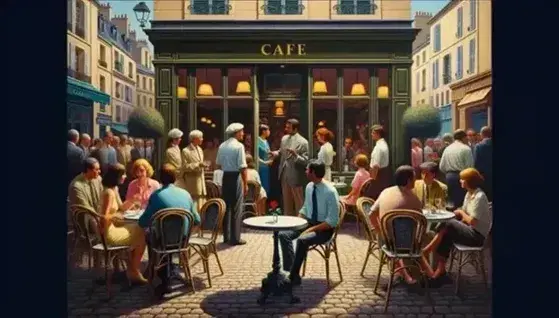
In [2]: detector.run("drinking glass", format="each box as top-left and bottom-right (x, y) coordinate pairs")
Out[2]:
(434, 198), (443, 211)
(273, 214), (278, 223)
(333, 177), (340, 184)
(339, 176), (346, 184)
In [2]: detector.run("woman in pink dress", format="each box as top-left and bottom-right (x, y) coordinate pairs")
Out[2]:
(411, 138), (424, 178)
(341, 154), (371, 206)
(126, 159), (161, 209)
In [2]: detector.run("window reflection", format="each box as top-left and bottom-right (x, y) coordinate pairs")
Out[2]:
(195, 68), (222, 97)
(312, 68), (337, 96)
(343, 100), (369, 170)
(228, 99), (254, 154)
(228, 68), (251, 96)
(196, 99), (223, 171)
(343, 68), (370, 96)
(177, 68), (188, 100)
(312, 100), (337, 168)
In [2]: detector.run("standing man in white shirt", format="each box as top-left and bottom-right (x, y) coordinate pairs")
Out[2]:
(368, 125), (390, 199)
(216, 123), (248, 245)
(439, 129), (474, 209)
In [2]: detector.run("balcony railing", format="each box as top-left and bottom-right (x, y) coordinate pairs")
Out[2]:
(67, 68), (91, 83)
(75, 25), (85, 39)
(188, 3), (232, 15)
(98, 59), (108, 68)
(114, 61), (124, 73)
(333, 1), (377, 15)
(262, 3), (305, 15)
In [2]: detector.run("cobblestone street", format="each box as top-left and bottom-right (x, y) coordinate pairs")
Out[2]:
(67, 224), (492, 317)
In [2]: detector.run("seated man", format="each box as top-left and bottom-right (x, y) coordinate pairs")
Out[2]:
(367, 165), (435, 287)
(139, 164), (201, 296)
(278, 160), (340, 286)
(412, 161), (448, 208)
(68, 157), (103, 211)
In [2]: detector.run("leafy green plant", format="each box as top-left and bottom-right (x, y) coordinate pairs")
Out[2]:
(402, 104), (442, 140)
(127, 106), (165, 139)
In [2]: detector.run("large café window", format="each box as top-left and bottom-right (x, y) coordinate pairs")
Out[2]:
(189, 67), (253, 171)
(311, 68), (371, 172)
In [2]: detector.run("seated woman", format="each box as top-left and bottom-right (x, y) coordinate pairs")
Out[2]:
(423, 168), (491, 281)
(99, 164), (147, 284)
(246, 154), (267, 215)
(341, 154), (371, 207)
(212, 168), (223, 187)
(126, 159), (161, 209)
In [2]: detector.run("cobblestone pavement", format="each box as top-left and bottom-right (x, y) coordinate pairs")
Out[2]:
(67, 223), (492, 317)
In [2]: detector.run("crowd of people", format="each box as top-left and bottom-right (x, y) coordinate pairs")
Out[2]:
(67, 118), (492, 294)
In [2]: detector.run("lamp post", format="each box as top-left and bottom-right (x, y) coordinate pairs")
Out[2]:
(133, 2), (151, 28)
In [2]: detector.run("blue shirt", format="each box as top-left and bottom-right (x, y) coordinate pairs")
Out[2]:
(139, 184), (201, 235)
(97, 145), (117, 171)
(299, 181), (340, 228)
(216, 138), (247, 172)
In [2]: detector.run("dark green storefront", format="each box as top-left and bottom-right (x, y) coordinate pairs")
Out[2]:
(146, 20), (417, 174)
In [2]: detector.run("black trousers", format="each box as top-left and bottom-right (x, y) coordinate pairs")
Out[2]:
(446, 172), (466, 209)
(436, 219), (485, 258)
(222, 171), (243, 244)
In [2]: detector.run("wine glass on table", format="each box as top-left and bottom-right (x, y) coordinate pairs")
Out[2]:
(434, 198), (443, 212)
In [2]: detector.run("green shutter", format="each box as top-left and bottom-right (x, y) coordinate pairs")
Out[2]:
(285, 0), (301, 14)
(265, 0), (282, 14)
(356, 0), (371, 14)
(192, 0), (210, 14)
(339, 0), (355, 14)
(212, 0), (227, 14)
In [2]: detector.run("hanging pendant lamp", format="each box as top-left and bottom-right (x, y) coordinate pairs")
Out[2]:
(235, 81), (251, 94)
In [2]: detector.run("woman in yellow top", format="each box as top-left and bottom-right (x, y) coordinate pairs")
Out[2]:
(99, 164), (147, 284)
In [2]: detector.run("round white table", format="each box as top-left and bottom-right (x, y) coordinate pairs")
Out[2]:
(243, 216), (308, 305)
(331, 182), (347, 189)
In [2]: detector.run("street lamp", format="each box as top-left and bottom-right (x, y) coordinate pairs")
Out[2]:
(133, 2), (151, 28)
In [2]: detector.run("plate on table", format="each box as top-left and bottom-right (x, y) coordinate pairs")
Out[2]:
(123, 210), (144, 220)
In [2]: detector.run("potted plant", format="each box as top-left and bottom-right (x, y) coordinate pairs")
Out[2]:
(127, 106), (165, 171)
(402, 104), (442, 162)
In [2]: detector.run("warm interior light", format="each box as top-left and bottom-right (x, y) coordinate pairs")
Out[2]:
(211, 123), (216, 128)
(235, 81), (251, 94)
(201, 117), (207, 123)
(177, 86), (187, 99)
(206, 119), (212, 125)
(197, 83), (214, 96)
(274, 100), (285, 117)
(377, 85), (389, 99)
(350, 83), (366, 96)
(313, 81), (328, 94)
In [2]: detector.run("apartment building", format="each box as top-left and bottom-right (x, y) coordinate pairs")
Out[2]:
(147, 0), (417, 172)
(411, 12), (433, 107)
(67, 0), (111, 138)
(130, 31), (156, 109)
(428, 0), (492, 132)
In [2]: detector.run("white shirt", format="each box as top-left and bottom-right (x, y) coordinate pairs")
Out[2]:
(317, 142), (335, 167)
(212, 169), (223, 186)
(216, 138), (247, 172)
(423, 146), (434, 161)
(462, 188), (492, 238)
(247, 168), (267, 198)
(439, 141), (474, 173)
(370, 138), (389, 169)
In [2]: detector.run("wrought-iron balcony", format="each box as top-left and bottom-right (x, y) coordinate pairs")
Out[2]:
(333, 1), (378, 15)
(261, 3), (305, 15)
(188, 2), (232, 15)
(67, 68), (91, 83)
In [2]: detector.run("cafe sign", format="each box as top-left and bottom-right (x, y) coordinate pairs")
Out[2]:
(260, 43), (307, 56)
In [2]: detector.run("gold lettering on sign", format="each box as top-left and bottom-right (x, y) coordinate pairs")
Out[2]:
(260, 44), (307, 56)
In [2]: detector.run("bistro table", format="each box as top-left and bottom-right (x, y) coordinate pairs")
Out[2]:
(422, 209), (455, 267)
(243, 215), (308, 305)
(123, 209), (145, 221)
(331, 182), (349, 195)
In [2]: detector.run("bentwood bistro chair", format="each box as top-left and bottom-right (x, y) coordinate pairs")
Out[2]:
(355, 197), (381, 277)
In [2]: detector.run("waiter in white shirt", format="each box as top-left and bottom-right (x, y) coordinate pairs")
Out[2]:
(439, 129), (474, 209)
(216, 123), (248, 245)
(368, 124), (391, 199)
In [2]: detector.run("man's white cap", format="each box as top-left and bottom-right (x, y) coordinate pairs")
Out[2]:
(225, 123), (244, 135)
(168, 128), (184, 139)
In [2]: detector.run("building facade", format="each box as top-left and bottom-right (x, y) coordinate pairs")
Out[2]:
(147, 0), (417, 175)
(411, 12), (432, 107)
(427, 0), (491, 132)
(131, 32), (156, 108)
(67, 0), (111, 138)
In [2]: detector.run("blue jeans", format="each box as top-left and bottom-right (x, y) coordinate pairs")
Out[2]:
(278, 223), (334, 278)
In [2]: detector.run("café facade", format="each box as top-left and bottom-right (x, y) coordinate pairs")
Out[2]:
(145, 20), (418, 175)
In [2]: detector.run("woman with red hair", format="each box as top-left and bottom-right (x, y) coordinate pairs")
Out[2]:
(316, 127), (335, 181)
(423, 167), (492, 281)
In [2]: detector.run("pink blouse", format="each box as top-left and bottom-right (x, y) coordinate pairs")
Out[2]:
(411, 147), (424, 168)
(344, 168), (370, 205)
(126, 178), (161, 209)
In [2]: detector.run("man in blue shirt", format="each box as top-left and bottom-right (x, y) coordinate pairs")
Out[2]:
(139, 164), (200, 296)
(278, 160), (340, 286)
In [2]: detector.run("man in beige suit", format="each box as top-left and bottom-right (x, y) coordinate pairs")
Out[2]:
(116, 134), (132, 167)
(165, 128), (183, 179)
(68, 157), (103, 211)
(180, 130), (208, 209)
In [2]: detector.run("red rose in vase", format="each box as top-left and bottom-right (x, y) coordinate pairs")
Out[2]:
(269, 200), (279, 210)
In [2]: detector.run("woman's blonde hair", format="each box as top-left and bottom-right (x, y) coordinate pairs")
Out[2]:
(246, 154), (256, 169)
(354, 154), (369, 168)
(459, 168), (484, 189)
(132, 158), (154, 178)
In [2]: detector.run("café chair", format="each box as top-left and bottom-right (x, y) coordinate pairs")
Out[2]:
(355, 197), (381, 277)
(71, 205), (130, 298)
(375, 209), (431, 313)
(241, 180), (261, 220)
(301, 201), (346, 287)
(146, 208), (196, 296)
(205, 180), (221, 199)
(189, 198), (226, 287)
(448, 204), (493, 295)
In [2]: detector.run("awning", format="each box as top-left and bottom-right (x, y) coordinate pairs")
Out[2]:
(110, 123), (128, 134)
(458, 87), (491, 107)
(67, 76), (111, 105)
